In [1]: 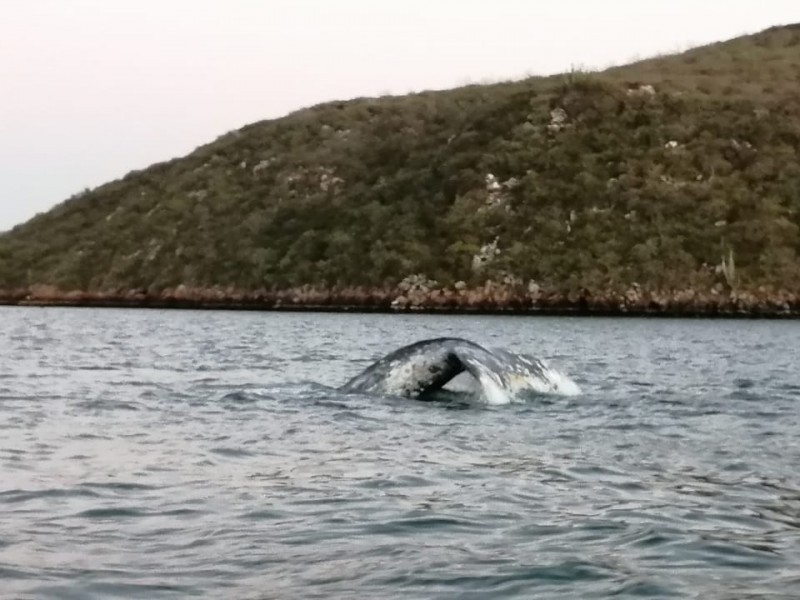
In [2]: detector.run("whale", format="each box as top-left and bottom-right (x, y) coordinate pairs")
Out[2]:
(339, 337), (580, 404)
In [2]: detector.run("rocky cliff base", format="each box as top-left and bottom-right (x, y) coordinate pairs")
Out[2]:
(1, 284), (798, 318)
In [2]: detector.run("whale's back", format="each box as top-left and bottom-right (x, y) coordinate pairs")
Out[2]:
(340, 338), (579, 404)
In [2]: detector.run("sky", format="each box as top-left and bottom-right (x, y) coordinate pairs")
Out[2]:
(1, 0), (797, 231)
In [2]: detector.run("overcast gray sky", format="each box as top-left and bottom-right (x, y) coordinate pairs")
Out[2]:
(1, 0), (797, 231)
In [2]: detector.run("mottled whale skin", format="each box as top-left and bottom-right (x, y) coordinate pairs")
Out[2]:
(339, 337), (579, 404)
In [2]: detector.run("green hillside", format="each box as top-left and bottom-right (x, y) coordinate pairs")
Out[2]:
(2, 25), (800, 311)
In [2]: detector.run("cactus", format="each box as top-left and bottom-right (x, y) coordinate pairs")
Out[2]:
(720, 248), (736, 288)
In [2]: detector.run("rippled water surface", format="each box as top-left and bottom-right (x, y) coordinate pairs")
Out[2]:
(1, 307), (800, 599)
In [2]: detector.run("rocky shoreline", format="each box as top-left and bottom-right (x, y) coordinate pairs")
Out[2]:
(1, 284), (799, 318)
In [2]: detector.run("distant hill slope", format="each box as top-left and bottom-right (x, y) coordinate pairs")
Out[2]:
(2, 25), (799, 311)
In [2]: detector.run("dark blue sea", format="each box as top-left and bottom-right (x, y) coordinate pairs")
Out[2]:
(1, 307), (799, 599)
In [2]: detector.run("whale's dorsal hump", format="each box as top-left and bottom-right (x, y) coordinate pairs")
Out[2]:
(340, 337), (579, 403)
(340, 338), (508, 401)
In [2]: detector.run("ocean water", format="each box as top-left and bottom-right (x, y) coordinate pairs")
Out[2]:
(1, 307), (799, 599)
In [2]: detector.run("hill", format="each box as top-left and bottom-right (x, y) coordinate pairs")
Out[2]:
(2, 25), (800, 315)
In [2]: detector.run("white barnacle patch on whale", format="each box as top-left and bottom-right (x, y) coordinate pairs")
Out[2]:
(382, 357), (443, 397)
(339, 338), (580, 404)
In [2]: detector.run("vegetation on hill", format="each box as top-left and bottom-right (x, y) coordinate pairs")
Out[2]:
(2, 25), (800, 313)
